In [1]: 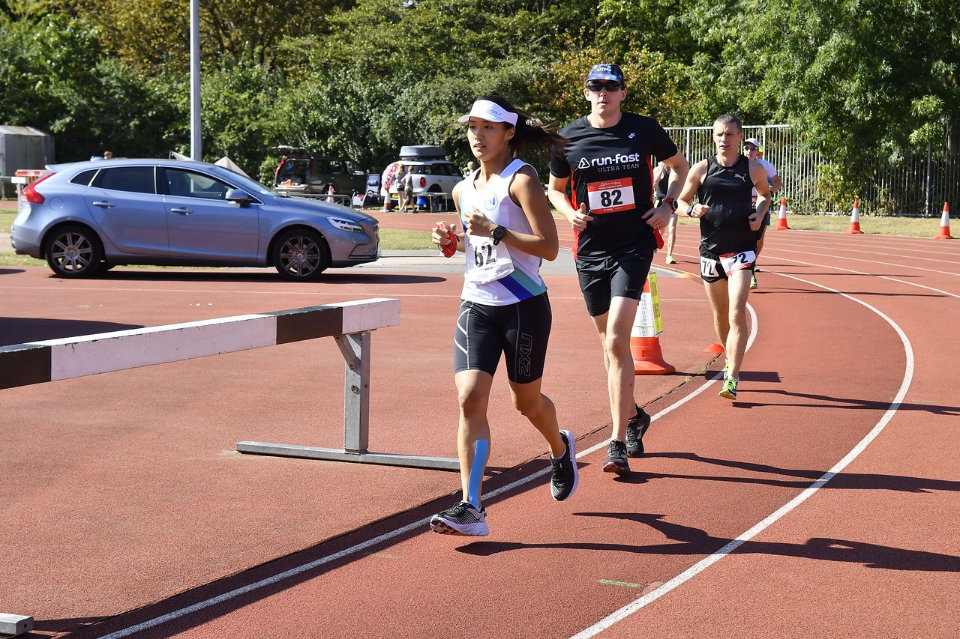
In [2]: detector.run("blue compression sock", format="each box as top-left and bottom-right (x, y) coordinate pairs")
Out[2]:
(466, 439), (489, 507)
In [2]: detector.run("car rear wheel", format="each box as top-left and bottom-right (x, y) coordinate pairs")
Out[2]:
(272, 228), (329, 281)
(44, 224), (103, 278)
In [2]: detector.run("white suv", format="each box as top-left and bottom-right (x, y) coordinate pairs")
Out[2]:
(390, 146), (462, 211)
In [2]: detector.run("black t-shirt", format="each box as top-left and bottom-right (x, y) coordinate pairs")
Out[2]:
(697, 155), (756, 254)
(550, 112), (678, 259)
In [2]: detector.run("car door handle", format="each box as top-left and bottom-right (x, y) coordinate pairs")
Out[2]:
(92, 201), (115, 208)
(170, 208), (192, 215)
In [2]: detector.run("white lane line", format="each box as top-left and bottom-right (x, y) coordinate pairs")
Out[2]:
(665, 251), (960, 299)
(764, 246), (960, 277)
(98, 303), (756, 638)
(766, 255), (960, 300)
(570, 272), (914, 639)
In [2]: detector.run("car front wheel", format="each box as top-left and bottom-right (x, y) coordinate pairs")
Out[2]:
(44, 224), (103, 277)
(272, 228), (329, 281)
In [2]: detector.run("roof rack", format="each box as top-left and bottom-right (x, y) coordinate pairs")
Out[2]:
(399, 145), (446, 160)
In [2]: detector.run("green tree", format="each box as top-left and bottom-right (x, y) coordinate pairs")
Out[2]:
(734, 0), (960, 203)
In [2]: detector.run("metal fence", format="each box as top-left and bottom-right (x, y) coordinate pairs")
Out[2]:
(665, 125), (960, 217)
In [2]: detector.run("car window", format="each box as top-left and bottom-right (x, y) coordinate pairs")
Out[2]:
(70, 169), (98, 186)
(92, 166), (156, 194)
(163, 168), (231, 200)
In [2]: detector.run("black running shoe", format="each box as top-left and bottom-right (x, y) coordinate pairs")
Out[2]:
(430, 501), (489, 536)
(550, 430), (579, 501)
(625, 404), (652, 458)
(603, 440), (629, 474)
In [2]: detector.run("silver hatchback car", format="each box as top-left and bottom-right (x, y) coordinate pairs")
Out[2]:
(11, 158), (380, 280)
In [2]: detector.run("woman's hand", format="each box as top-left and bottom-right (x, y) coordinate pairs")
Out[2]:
(464, 209), (495, 237)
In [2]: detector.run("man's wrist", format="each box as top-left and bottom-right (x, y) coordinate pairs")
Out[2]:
(661, 196), (678, 211)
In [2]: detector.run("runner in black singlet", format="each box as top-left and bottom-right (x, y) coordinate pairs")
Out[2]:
(677, 113), (771, 401)
(547, 63), (689, 475)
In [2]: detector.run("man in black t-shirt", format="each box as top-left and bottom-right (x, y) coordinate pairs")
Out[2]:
(548, 63), (689, 475)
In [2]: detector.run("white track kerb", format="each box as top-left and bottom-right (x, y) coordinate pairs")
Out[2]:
(87, 278), (912, 638)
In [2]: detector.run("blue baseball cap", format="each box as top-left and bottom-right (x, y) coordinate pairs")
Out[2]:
(586, 63), (625, 85)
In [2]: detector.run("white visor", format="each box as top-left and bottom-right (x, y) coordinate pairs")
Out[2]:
(457, 99), (519, 126)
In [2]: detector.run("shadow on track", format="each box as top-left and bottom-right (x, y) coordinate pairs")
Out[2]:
(458, 511), (960, 572)
(0, 317), (142, 346)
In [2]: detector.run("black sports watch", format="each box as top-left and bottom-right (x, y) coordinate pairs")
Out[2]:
(662, 196), (678, 211)
(492, 225), (507, 245)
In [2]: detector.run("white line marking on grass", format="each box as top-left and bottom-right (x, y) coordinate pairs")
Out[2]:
(569, 272), (914, 639)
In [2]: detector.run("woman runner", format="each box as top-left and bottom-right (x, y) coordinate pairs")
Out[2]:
(429, 96), (577, 536)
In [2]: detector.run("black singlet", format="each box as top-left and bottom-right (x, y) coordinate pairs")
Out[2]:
(550, 112), (678, 259)
(697, 155), (756, 255)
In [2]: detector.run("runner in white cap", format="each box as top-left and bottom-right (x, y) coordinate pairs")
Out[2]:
(429, 95), (577, 536)
(742, 137), (781, 289)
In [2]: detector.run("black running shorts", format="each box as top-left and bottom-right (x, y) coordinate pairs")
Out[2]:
(699, 246), (757, 284)
(454, 293), (552, 384)
(575, 247), (654, 317)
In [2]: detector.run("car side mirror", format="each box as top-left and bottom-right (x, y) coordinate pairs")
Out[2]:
(225, 188), (252, 207)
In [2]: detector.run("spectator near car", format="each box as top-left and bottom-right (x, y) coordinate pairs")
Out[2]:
(387, 145), (462, 211)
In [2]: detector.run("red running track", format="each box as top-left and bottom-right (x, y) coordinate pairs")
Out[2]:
(1, 214), (958, 638)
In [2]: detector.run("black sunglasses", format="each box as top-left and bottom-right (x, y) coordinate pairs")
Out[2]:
(743, 145), (758, 151)
(586, 80), (623, 92)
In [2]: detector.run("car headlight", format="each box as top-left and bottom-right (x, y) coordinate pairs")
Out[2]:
(329, 217), (364, 233)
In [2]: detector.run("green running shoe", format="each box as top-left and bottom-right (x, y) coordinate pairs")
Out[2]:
(719, 375), (738, 400)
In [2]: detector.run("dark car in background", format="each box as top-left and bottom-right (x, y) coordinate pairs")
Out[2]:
(273, 146), (369, 197)
(11, 158), (380, 281)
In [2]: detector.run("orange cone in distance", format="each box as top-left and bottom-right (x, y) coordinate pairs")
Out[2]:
(935, 202), (954, 239)
(775, 197), (790, 230)
(846, 199), (864, 234)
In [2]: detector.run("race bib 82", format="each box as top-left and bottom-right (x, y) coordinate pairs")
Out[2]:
(587, 178), (635, 214)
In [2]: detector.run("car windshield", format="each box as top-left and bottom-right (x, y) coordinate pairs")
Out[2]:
(207, 165), (274, 196)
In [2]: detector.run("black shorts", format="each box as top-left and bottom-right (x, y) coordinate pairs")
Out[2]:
(699, 247), (757, 283)
(575, 247), (654, 317)
(454, 293), (552, 384)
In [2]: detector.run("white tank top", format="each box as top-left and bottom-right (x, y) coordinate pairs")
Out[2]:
(459, 158), (548, 306)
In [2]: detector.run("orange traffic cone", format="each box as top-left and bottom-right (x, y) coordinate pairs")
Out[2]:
(846, 199), (864, 234)
(775, 197), (790, 230)
(935, 202), (954, 239)
(703, 343), (724, 354)
(631, 275), (675, 375)
(632, 336), (675, 374)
